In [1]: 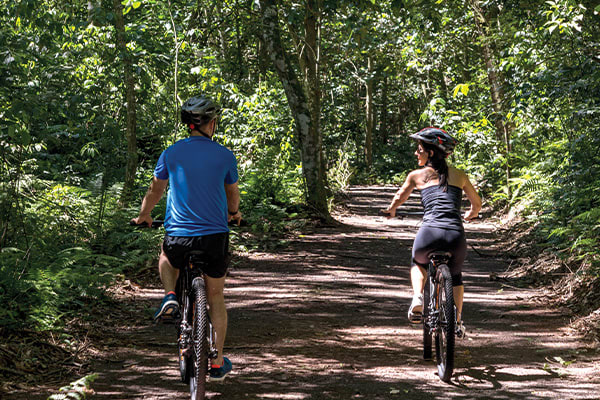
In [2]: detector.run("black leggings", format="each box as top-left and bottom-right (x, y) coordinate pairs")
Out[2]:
(412, 226), (467, 286)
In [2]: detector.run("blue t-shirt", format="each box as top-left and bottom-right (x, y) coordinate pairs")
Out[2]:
(154, 136), (238, 236)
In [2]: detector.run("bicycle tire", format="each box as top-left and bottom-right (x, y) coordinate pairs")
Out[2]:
(190, 277), (209, 400)
(434, 264), (455, 382)
(422, 272), (433, 361)
(178, 290), (191, 384)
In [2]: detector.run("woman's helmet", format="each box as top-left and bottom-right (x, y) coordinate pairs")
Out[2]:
(181, 96), (221, 129)
(409, 127), (457, 155)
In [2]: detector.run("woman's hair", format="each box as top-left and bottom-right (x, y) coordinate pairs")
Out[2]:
(421, 141), (450, 192)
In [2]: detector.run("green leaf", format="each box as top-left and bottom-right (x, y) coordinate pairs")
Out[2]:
(19, 130), (31, 146)
(452, 84), (469, 98)
(132, 1), (141, 8)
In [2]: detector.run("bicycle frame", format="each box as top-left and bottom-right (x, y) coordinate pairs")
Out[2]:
(423, 253), (450, 335)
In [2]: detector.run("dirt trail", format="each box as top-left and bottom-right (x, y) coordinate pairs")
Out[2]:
(19, 186), (600, 399)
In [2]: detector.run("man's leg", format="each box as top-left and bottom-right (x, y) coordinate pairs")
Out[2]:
(154, 247), (180, 320)
(205, 275), (227, 366)
(159, 247), (179, 294)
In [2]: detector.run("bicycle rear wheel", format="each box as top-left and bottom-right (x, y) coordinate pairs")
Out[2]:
(190, 277), (209, 400)
(178, 289), (191, 384)
(422, 272), (432, 361)
(434, 264), (455, 382)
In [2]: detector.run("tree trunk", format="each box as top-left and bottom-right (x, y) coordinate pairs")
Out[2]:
(258, 0), (329, 218)
(470, 0), (512, 199)
(365, 55), (374, 169)
(380, 74), (388, 144)
(166, 0), (180, 142)
(112, 0), (137, 206)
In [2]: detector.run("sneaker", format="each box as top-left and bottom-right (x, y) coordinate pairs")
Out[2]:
(153, 292), (180, 320)
(456, 321), (466, 339)
(408, 293), (424, 323)
(209, 357), (232, 381)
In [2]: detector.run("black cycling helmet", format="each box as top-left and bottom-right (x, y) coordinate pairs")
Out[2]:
(409, 127), (457, 155)
(181, 95), (222, 130)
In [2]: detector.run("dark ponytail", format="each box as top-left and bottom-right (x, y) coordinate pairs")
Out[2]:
(422, 141), (449, 192)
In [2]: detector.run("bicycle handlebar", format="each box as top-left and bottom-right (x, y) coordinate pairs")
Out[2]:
(130, 220), (164, 228)
(130, 219), (246, 228)
(378, 209), (423, 218)
(378, 209), (483, 222)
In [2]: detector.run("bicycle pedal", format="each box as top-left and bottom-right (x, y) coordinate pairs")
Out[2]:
(181, 347), (193, 357)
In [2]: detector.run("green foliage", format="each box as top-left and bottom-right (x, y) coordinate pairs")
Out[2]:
(48, 374), (97, 400)
(1, 0), (599, 336)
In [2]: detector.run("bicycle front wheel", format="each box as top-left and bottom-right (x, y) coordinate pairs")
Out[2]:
(434, 264), (455, 382)
(190, 277), (209, 400)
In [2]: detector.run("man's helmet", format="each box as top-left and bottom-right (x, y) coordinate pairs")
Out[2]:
(181, 96), (221, 129)
(409, 127), (457, 155)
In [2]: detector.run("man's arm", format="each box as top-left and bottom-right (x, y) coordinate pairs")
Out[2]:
(132, 177), (168, 225)
(224, 181), (241, 224)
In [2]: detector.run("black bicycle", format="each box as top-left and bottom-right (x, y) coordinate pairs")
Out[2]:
(132, 219), (217, 400)
(176, 248), (217, 400)
(422, 251), (455, 382)
(379, 210), (461, 382)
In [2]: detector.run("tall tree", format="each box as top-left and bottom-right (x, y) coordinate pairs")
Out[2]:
(470, 0), (513, 198)
(112, 0), (138, 205)
(365, 55), (374, 169)
(257, 0), (329, 218)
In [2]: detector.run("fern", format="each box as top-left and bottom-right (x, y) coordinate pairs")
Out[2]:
(510, 175), (549, 203)
(48, 374), (97, 400)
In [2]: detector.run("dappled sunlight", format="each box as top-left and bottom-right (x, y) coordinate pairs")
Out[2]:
(335, 325), (417, 338)
(68, 187), (599, 400)
(256, 393), (310, 399)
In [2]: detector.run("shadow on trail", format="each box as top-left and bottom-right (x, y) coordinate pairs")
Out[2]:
(81, 185), (594, 400)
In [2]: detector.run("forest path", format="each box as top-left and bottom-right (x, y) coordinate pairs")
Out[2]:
(33, 186), (600, 399)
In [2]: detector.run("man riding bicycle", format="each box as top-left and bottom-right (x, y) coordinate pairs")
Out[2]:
(132, 95), (241, 381)
(384, 127), (481, 338)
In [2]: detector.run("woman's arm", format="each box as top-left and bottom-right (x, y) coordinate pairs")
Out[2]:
(385, 172), (417, 217)
(462, 172), (482, 221)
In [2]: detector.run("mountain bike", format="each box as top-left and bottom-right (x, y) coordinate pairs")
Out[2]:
(379, 210), (467, 382)
(422, 251), (455, 382)
(176, 247), (217, 400)
(131, 219), (222, 400)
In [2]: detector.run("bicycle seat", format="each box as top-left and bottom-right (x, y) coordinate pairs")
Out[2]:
(429, 251), (452, 263)
(185, 250), (209, 268)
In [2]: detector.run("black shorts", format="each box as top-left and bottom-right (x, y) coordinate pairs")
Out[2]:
(162, 232), (230, 278)
(412, 226), (467, 287)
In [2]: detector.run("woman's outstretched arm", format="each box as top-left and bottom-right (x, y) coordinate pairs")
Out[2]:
(462, 172), (482, 221)
(384, 172), (417, 217)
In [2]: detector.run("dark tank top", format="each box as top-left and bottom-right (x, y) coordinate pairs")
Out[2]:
(420, 184), (464, 231)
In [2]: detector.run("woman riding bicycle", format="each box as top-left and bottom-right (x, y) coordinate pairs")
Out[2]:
(384, 127), (481, 337)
